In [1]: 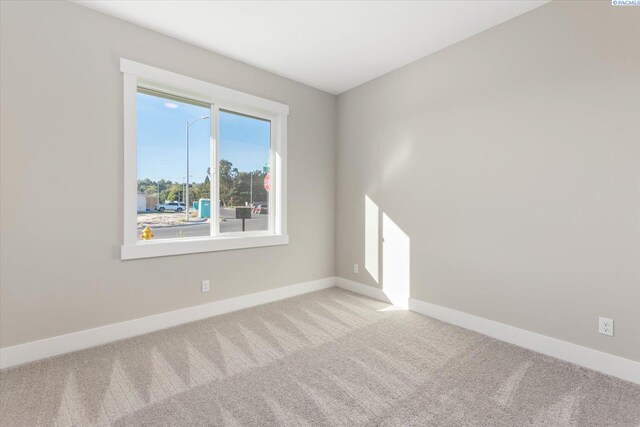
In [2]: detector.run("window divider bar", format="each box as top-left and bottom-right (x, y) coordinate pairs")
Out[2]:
(211, 104), (220, 237)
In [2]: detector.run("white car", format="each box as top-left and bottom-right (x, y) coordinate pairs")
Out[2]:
(155, 202), (186, 212)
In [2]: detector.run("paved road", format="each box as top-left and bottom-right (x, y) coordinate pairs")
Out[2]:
(139, 209), (269, 240)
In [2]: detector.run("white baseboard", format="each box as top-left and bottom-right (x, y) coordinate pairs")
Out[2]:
(0, 277), (336, 370)
(335, 277), (409, 308)
(5, 275), (638, 386)
(335, 277), (639, 385)
(335, 277), (390, 301)
(408, 298), (640, 385)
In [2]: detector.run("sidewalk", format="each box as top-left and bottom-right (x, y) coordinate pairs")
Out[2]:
(137, 212), (209, 229)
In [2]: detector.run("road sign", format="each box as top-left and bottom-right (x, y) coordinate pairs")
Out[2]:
(264, 173), (271, 191)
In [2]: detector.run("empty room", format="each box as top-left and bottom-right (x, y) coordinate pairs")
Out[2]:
(1, 0), (639, 425)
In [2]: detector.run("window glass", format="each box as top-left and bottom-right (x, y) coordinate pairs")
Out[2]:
(136, 90), (211, 241)
(218, 110), (271, 233)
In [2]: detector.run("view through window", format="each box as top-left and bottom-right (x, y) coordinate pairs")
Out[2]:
(136, 90), (272, 241)
(219, 110), (271, 234)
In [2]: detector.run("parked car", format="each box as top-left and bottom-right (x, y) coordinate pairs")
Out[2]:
(155, 202), (186, 212)
(251, 202), (268, 214)
(251, 202), (262, 213)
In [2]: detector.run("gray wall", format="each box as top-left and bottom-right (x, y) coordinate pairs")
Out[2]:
(336, 1), (640, 361)
(0, 1), (336, 347)
(2, 0), (638, 363)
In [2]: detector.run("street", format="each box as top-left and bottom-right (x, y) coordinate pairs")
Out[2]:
(138, 208), (269, 240)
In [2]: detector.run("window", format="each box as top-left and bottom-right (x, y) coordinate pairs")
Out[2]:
(121, 59), (288, 259)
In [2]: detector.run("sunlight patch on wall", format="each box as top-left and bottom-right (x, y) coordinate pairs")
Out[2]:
(365, 195), (379, 283)
(382, 213), (410, 308)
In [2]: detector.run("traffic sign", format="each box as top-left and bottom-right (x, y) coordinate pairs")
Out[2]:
(264, 173), (271, 191)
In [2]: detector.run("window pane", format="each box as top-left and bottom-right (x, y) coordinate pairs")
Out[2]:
(136, 90), (211, 241)
(219, 110), (271, 233)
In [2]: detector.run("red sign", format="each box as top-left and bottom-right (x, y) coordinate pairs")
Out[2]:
(264, 173), (271, 192)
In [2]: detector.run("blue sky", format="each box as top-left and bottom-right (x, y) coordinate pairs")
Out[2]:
(137, 92), (270, 183)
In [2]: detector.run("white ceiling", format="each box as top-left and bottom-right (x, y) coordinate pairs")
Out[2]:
(74, 0), (548, 94)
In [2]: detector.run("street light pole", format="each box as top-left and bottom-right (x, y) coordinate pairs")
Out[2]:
(185, 115), (209, 222)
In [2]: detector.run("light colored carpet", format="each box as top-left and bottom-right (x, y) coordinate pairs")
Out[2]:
(1, 288), (639, 426)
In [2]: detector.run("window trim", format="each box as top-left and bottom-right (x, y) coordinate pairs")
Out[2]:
(121, 58), (288, 260)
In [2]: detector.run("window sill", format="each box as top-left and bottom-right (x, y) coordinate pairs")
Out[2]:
(121, 234), (289, 260)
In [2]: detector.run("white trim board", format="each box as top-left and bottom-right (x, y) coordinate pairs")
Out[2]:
(120, 58), (289, 260)
(120, 58), (289, 115)
(0, 277), (336, 370)
(336, 277), (640, 385)
(409, 298), (640, 385)
(335, 277), (391, 302)
(335, 277), (410, 308)
(4, 276), (638, 385)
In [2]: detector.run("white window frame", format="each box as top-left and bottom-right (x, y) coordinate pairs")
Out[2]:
(121, 59), (288, 260)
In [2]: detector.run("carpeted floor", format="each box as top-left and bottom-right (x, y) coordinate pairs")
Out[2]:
(1, 288), (639, 426)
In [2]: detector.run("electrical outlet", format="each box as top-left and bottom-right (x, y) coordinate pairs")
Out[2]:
(353, 264), (359, 274)
(201, 280), (210, 293)
(598, 317), (613, 336)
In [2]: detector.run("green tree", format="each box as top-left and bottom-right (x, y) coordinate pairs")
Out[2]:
(219, 159), (238, 207)
(138, 160), (266, 209)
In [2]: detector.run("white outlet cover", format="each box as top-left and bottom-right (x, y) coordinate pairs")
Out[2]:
(201, 280), (210, 293)
(353, 264), (359, 274)
(598, 317), (613, 336)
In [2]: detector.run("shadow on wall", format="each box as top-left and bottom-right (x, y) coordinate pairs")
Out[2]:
(365, 195), (410, 308)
